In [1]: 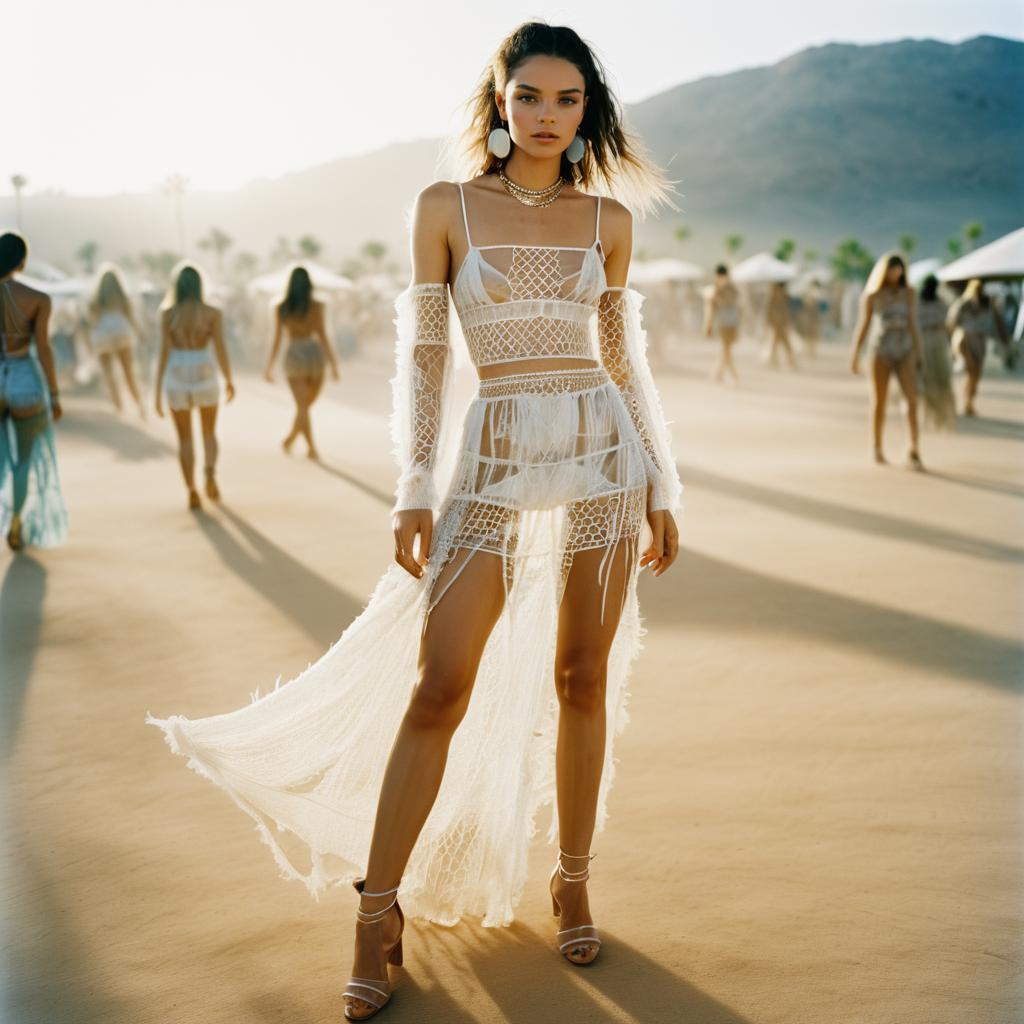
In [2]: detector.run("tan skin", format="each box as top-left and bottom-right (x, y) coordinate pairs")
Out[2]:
(264, 299), (339, 459)
(850, 265), (923, 464)
(88, 297), (147, 417)
(704, 274), (740, 382)
(344, 55), (679, 1019)
(947, 284), (1010, 416)
(154, 301), (235, 507)
(766, 283), (797, 369)
(0, 267), (62, 546)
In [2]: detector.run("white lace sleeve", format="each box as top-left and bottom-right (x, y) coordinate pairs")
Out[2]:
(389, 283), (453, 514)
(597, 286), (683, 516)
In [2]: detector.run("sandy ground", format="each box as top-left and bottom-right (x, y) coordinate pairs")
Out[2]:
(2, 335), (1021, 1024)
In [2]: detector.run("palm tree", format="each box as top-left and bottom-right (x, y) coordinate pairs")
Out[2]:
(774, 238), (796, 262)
(963, 222), (983, 251)
(803, 248), (819, 264)
(162, 174), (189, 255)
(831, 238), (874, 281)
(76, 241), (100, 274)
(141, 250), (180, 280)
(298, 235), (323, 260)
(946, 237), (963, 259)
(899, 234), (917, 257)
(674, 224), (691, 247)
(361, 241), (388, 271)
(724, 234), (744, 257)
(10, 175), (27, 231)
(198, 227), (233, 277)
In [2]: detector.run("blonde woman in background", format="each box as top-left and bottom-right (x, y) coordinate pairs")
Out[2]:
(154, 264), (235, 509)
(704, 263), (741, 383)
(264, 265), (339, 459)
(88, 264), (147, 417)
(916, 274), (955, 429)
(850, 252), (923, 469)
(947, 278), (1009, 417)
(765, 281), (797, 369)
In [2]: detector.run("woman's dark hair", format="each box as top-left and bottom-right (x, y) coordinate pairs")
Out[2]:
(279, 266), (313, 320)
(0, 232), (28, 277)
(460, 21), (673, 215)
(920, 274), (939, 302)
(886, 253), (907, 288)
(174, 264), (203, 305)
(715, 264), (728, 276)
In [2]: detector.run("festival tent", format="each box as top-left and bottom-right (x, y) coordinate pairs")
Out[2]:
(730, 252), (798, 284)
(628, 258), (705, 284)
(247, 261), (354, 296)
(937, 227), (1024, 282)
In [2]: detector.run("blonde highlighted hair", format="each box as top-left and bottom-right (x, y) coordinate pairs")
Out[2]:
(864, 251), (908, 296)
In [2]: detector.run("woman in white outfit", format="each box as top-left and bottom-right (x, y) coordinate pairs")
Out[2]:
(87, 264), (146, 416)
(154, 264), (235, 509)
(148, 23), (681, 1020)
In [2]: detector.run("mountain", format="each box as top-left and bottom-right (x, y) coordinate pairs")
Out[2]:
(4, 35), (1022, 274)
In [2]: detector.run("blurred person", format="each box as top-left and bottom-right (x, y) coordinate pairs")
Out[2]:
(916, 275), (955, 429)
(704, 264), (740, 382)
(0, 232), (68, 550)
(947, 278), (1010, 417)
(264, 266), (339, 459)
(765, 281), (797, 369)
(87, 264), (146, 416)
(154, 264), (235, 509)
(148, 22), (682, 1021)
(850, 252), (923, 469)
(797, 279), (823, 358)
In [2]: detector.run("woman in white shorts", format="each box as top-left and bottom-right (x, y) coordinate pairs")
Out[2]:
(154, 264), (235, 509)
(88, 264), (147, 416)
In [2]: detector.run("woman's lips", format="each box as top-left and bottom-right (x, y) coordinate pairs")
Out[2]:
(531, 133), (559, 142)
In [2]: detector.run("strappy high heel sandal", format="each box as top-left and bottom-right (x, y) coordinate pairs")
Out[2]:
(343, 879), (405, 1022)
(549, 848), (602, 965)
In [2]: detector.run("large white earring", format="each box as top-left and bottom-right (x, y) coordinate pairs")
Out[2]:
(566, 133), (586, 164)
(488, 124), (511, 159)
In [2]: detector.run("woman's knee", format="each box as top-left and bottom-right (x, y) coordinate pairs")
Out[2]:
(554, 652), (608, 713)
(405, 659), (476, 731)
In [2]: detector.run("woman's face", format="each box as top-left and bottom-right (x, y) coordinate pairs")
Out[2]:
(885, 262), (904, 286)
(496, 55), (587, 162)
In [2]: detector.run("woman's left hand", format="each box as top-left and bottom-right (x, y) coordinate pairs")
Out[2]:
(225, 382), (236, 403)
(640, 508), (679, 577)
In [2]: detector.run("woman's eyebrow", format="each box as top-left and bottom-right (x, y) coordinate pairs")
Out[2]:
(515, 83), (584, 95)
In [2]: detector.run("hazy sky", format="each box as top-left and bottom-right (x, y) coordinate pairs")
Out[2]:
(6, 0), (1021, 196)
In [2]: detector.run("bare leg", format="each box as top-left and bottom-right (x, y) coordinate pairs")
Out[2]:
(345, 548), (506, 1019)
(98, 352), (121, 411)
(961, 347), (982, 416)
(894, 355), (922, 464)
(169, 408), (198, 504)
(115, 347), (146, 417)
(293, 373), (325, 457)
(283, 376), (305, 452)
(6, 400), (49, 547)
(198, 404), (220, 499)
(720, 329), (739, 382)
(550, 539), (635, 965)
(870, 355), (892, 461)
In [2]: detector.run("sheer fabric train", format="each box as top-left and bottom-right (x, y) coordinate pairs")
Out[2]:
(148, 191), (683, 927)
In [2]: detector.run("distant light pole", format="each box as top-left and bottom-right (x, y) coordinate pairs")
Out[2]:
(163, 174), (189, 256)
(11, 174), (27, 231)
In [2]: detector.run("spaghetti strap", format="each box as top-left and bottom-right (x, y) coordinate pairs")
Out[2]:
(457, 183), (473, 248)
(594, 196), (602, 248)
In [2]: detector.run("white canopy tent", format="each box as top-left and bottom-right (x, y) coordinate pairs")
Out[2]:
(246, 261), (354, 297)
(730, 252), (798, 284)
(629, 258), (705, 285)
(938, 227), (1024, 282)
(908, 258), (943, 287)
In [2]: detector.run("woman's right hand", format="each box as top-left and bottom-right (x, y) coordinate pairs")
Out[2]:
(393, 508), (433, 579)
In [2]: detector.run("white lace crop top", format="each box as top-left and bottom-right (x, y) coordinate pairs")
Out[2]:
(389, 182), (683, 517)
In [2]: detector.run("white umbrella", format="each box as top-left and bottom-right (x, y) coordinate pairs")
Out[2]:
(629, 258), (705, 284)
(908, 258), (943, 287)
(18, 274), (92, 297)
(24, 257), (70, 283)
(247, 260), (354, 296)
(730, 252), (798, 284)
(937, 227), (1024, 281)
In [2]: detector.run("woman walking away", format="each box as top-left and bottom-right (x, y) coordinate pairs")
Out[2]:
(87, 263), (147, 417)
(917, 274), (955, 430)
(0, 232), (68, 551)
(850, 252), (924, 469)
(264, 265), (339, 459)
(154, 264), (235, 509)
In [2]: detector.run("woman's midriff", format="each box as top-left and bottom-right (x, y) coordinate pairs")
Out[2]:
(477, 356), (600, 380)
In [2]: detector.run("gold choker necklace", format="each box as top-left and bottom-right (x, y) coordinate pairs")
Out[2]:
(498, 167), (565, 208)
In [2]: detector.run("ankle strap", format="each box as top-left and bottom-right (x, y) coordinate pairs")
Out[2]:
(356, 883), (400, 923)
(556, 848), (595, 883)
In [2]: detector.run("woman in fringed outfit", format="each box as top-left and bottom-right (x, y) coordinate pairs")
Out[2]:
(147, 22), (682, 1020)
(916, 274), (955, 430)
(0, 232), (68, 551)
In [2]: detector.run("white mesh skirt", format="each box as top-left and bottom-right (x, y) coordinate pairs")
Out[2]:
(147, 364), (653, 927)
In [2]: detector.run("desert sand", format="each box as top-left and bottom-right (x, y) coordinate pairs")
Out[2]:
(2, 335), (1021, 1024)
